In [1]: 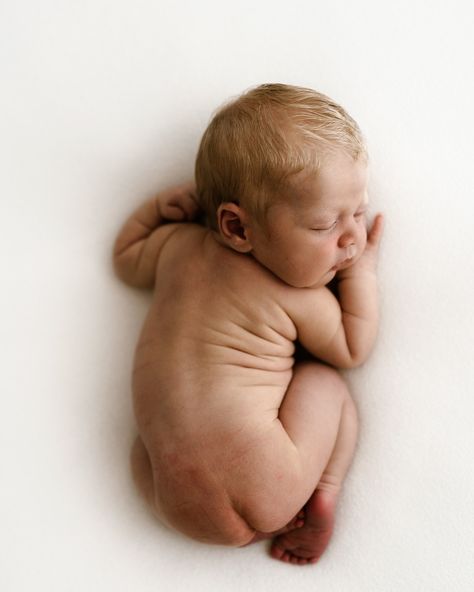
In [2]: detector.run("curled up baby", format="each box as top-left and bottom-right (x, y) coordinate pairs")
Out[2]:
(113, 83), (384, 565)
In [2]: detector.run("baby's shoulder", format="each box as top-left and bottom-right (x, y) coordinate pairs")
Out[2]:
(159, 223), (208, 256)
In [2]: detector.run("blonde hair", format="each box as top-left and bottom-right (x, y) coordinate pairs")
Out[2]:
(195, 83), (367, 230)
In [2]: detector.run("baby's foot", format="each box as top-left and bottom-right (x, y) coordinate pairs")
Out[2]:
(283, 510), (305, 532)
(270, 489), (336, 565)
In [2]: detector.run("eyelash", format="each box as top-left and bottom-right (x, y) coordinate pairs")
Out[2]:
(314, 221), (338, 233)
(312, 212), (366, 232)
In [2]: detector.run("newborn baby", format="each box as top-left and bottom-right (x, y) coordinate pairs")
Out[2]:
(113, 83), (383, 565)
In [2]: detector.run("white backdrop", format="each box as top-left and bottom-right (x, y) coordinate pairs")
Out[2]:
(2, 1), (473, 590)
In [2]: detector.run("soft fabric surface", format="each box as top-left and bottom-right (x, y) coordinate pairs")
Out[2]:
(2, 1), (473, 590)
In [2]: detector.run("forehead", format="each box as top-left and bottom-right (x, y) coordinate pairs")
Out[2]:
(291, 153), (369, 210)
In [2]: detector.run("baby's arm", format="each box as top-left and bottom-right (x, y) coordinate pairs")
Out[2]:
(287, 215), (384, 368)
(331, 214), (384, 366)
(113, 182), (200, 288)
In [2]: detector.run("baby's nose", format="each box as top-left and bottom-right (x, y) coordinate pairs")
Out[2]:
(338, 232), (356, 249)
(338, 230), (357, 259)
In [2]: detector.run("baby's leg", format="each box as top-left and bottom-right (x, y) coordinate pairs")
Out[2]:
(270, 361), (358, 565)
(131, 361), (358, 559)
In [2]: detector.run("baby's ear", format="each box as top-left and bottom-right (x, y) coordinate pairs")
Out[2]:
(217, 202), (253, 253)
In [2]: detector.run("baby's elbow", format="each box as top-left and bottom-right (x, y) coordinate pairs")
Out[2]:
(113, 248), (134, 284)
(341, 355), (365, 369)
(112, 250), (154, 289)
(343, 346), (374, 369)
(334, 354), (361, 369)
(321, 352), (361, 370)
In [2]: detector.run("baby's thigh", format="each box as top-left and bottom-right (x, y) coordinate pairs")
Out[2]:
(231, 362), (355, 532)
(278, 361), (358, 480)
(279, 361), (356, 472)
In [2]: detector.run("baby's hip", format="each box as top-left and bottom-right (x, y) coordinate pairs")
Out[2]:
(147, 420), (304, 540)
(148, 446), (256, 545)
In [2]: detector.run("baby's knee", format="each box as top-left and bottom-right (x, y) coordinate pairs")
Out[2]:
(297, 361), (359, 433)
(297, 361), (350, 397)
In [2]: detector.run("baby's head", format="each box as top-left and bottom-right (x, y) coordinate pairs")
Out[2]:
(195, 83), (369, 287)
(195, 83), (367, 228)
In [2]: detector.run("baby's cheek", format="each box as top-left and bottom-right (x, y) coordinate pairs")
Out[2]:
(320, 242), (335, 260)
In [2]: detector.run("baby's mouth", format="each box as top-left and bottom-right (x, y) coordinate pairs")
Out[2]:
(331, 246), (357, 272)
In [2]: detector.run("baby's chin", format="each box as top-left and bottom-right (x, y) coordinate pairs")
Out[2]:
(280, 274), (328, 290)
(277, 262), (358, 289)
(334, 260), (354, 272)
(303, 270), (338, 289)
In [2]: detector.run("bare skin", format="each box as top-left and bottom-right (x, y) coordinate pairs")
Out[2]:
(113, 154), (383, 564)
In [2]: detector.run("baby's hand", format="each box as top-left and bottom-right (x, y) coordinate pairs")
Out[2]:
(338, 214), (384, 279)
(156, 181), (201, 222)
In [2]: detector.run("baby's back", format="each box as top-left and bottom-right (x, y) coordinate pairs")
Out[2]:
(133, 224), (298, 452)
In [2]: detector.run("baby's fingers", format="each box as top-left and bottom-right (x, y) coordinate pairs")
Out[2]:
(367, 213), (384, 248)
(170, 192), (200, 220)
(161, 192), (200, 221)
(160, 201), (188, 221)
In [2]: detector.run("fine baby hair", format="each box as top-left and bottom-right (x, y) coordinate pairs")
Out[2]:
(195, 83), (367, 230)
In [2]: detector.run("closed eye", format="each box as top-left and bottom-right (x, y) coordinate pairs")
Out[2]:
(312, 220), (338, 232)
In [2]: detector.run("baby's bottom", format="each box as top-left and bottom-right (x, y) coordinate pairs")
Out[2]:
(131, 360), (358, 565)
